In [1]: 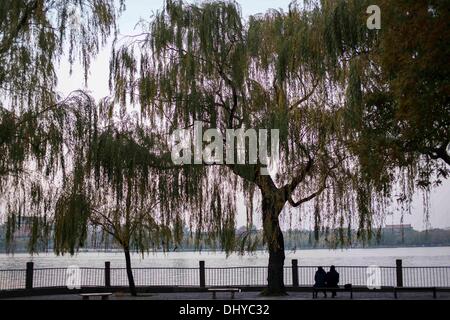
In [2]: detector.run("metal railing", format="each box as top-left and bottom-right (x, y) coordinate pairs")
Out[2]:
(205, 266), (267, 287)
(110, 267), (199, 287)
(32, 268), (105, 288)
(295, 266), (397, 287)
(204, 266), (398, 287)
(0, 269), (26, 290)
(403, 267), (450, 287)
(0, 260), (449, 291)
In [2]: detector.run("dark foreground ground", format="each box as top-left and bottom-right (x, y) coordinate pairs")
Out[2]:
(3, 291), (450, 300)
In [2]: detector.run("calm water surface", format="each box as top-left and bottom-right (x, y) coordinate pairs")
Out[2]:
(1, 247), (450, 269)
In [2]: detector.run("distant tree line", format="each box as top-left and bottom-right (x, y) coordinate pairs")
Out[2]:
(2, 224), (450, 253)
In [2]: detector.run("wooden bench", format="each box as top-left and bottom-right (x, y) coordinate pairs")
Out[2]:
(312, 285), (353, 299)
(393, 287), (437, 299)
(208, 288), (241, 299)
(80, 293), (113, 300)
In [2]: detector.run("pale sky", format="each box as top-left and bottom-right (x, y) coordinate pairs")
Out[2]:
(56, 0), (450, 231)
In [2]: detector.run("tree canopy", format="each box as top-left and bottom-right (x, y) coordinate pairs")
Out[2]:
(0, 0), (123, 250)
(375, 0), (449, 166)
(0, 0), (123, 98)
(106, 0), (381, 293)
(321, 0), (449, 217)
(0, 0), (123, 182)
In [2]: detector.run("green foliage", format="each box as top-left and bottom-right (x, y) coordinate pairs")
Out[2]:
(326, 0), (450, 220)
(108, 0), (394, 251)
(376, 0), (450, 166)
(0, 0), (122, 253)
(54, 192), (91, 255)
(2, 0), (448, 260)
(0, 0), (123, 101)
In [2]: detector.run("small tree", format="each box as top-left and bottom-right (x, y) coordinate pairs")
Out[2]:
(2, 91), (100, 252)
(53, 124), (183, 296)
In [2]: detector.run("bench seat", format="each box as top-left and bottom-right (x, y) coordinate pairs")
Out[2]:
(80, 293), (113, 300)
(393, 287), (437, 299)
(312, 286), (353, 299)
(208, 288), (241, 299)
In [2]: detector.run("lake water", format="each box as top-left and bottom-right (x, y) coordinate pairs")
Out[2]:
(1, 247), (450, 269)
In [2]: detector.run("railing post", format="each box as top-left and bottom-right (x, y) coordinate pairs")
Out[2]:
(396, 259), (403, 287)
(105, 261), (111, 288)
(292, 259), (299, 287)
(26, 262), (34, 290)
(199, 261), (206, 288)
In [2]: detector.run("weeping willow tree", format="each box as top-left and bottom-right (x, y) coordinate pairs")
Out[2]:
(0, 1), (122, 248)
(1, 91), (101, 252)
(107, 0), (401, 295)
(53, 116), (185, 296)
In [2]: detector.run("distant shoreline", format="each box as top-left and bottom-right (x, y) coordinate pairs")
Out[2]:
(2, 244), (450, 255)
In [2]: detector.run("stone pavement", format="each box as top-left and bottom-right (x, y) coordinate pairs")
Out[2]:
(4, 290), (450, 300)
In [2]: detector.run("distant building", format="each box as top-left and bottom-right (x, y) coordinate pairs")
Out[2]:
(14, 216), (35, 238)
(383, 224), (413, 232)
(236, 226), (258, 235)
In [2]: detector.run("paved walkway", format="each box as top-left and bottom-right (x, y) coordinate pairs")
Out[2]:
(4, 291), (450, 300)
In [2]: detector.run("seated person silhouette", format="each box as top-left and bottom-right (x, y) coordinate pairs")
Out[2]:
(313, 266), (327, 298)
(326, 265), (340, 298)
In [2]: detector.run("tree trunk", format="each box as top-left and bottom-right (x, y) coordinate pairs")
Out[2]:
(262, 191), (287, 296)
(267, 218), (286, 295)
(124, 247), (137, 296)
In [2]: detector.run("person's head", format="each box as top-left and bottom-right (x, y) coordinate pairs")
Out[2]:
(318, 267), (324, 271)
(330, 265), (336, 271)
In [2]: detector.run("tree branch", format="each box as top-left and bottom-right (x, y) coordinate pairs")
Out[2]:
(427, 140), (450, 165)
(289, 81), (319, 111)
(285, 156), (345, 207)
(283, 145), (314, 195)
(288, 183), (327, 207)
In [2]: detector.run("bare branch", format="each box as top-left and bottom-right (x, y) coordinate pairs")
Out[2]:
(283, 145), (314, 195)
(288, 184), (327, 207)
(426, 140), (450, 166)
(289, 81), (319, 111)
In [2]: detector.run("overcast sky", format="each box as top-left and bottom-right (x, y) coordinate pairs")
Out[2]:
(57, 0), (450, 231)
